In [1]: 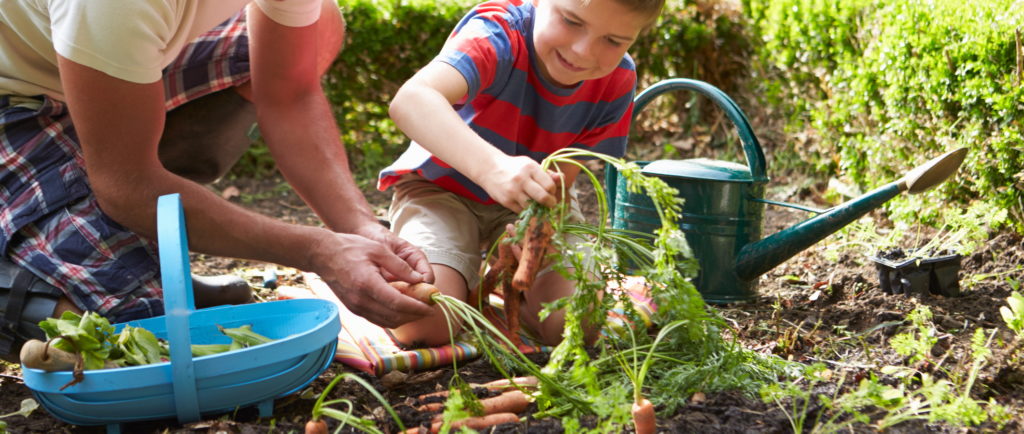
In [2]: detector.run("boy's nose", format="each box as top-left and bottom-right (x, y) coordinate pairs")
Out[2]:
(570, 38), (594, 60)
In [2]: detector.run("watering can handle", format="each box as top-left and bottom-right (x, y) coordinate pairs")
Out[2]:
(633, 78), (769, 183)
(157, 193), (202, 424)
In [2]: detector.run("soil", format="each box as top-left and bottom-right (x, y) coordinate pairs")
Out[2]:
(2, 170), (1022, 434)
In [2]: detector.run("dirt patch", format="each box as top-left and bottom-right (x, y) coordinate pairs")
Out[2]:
(2, 173), (1022, 433)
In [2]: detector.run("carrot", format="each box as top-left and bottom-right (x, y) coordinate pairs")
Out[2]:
(481, 390), (530, 415)
(414, 376), (538, 403)
(503, 284), (523, 347)
(511, 216), (554, 293)
(632, 398), (656, 434)
(389, 281), (440, 304)
(478, 240), (516, 307)
(416, 401), (444, 412)
(410, 412), (520, 433)
(481, 376), (539, 391)
(20, 339), (79, 371)
(305, 419), (327, 434)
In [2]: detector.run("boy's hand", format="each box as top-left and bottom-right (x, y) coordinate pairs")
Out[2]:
(481, 156), (563, 213)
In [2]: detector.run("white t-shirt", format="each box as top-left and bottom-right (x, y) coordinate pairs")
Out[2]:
(0, 0), (321, 100)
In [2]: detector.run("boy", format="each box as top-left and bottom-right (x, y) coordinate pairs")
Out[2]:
(379, 0), (664, 346)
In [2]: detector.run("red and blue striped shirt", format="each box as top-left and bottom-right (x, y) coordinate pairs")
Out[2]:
(378, 0), (636, 204)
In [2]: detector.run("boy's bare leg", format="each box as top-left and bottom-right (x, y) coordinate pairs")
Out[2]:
(521, 270), (599, 346)
(389, 264), (468, 348)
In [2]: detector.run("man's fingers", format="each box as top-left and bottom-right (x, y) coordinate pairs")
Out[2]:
(342, 279), (433, 327)
(376, 247), (424, 284)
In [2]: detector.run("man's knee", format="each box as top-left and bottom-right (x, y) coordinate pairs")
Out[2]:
(0, 258), (67, 363)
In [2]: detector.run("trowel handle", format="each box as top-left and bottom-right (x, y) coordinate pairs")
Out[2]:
(633, 78), (768, 183)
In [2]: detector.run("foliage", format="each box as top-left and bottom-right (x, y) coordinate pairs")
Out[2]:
(0, 398), (39, 432)
(761, 308), (1010, 432)
(744, 0), (1024, 232)
(1001, 291), (1024, 337)
(500, 149), (793, 428)
(309, 371), (405, 433)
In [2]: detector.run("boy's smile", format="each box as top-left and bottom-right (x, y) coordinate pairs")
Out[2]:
(532, 0), (651, 87)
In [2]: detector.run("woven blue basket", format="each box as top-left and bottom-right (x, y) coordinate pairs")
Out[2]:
(22, 194), (340, 433)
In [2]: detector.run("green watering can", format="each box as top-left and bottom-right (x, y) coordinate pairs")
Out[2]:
(608, 78), (968, 303)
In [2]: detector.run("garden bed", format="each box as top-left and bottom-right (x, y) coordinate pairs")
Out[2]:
(2, 173), (1022, 433)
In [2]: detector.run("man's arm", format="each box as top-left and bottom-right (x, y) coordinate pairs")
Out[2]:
(246, 4), (435, 284)
(55, 8), (433, 327)
(389, 62), (562, 213)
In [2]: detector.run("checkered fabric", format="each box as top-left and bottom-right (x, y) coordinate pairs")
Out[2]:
(0, 11), (251, 323)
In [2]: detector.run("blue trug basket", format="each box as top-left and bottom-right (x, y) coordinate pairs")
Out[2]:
(22, 194), (340, 433)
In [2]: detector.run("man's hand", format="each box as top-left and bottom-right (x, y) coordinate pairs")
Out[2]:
(354, 222), (435, 283)
(309, 232), (434, 328)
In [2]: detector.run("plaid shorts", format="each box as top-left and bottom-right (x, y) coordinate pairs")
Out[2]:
(0, 11), (252, 323)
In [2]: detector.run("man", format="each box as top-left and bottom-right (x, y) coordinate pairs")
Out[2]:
(0, 0), (434, 362)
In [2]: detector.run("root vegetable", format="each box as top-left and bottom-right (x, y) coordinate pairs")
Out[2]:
(479, 240), (517, 307)
(422, 390), (530, 422)
(479, 390), (530, 415)
(19, 339), (78, 371)
(481, 376), (539, 391)
(416, 401), (444, 412)
(404, 412), (521, 433)
(511, 216), (553, 293)
(305, 419), (327, 434)
(632, 398), (656, 434)
(389, 281), (440, 305)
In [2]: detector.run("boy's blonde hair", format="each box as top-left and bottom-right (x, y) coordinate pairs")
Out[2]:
(580, 0), (665, 26)
(615, 0), (666, 23)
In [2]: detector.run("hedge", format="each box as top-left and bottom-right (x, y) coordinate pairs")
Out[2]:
(744, 0), (1024, 231)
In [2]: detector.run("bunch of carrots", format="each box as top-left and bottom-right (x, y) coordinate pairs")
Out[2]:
(475, 210), (555, 347)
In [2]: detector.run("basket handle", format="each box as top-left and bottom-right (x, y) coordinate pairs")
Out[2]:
(157, 193), (201, 423)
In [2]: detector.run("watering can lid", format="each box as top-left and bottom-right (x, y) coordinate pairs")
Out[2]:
(642, 158), (754, 182)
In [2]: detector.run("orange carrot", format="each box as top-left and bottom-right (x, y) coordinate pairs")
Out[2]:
(478, 240), (516, 307)
(305, 419), (328, 434)
(480, 390), (531, 415)
(511, 216), (554, 293)
(389, 281), (440, 304)
(417, 401), (445, 412)
(632, 398), (656, 434)
(421, 390), (531, 423)
(503, 285), (523, 347)
(421, 412), (521, 433)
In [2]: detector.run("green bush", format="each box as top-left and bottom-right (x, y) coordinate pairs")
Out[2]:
(745, 0), (1024, 231)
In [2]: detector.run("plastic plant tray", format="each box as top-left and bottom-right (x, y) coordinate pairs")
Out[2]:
(869, 249), (962, 297)
(22, 194), (340, 433)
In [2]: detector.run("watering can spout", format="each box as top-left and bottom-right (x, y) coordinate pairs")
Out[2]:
(734, 147), (968, 281)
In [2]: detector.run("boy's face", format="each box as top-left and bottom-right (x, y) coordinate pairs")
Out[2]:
(532, 0), (650, 87)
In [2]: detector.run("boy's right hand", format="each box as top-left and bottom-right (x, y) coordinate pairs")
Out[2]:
(480, 155), (563, 213)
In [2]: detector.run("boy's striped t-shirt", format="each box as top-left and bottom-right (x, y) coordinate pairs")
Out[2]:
(378, 0), (636, 204)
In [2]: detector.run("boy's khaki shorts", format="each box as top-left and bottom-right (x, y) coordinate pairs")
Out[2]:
(387, 174), (583, 289)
